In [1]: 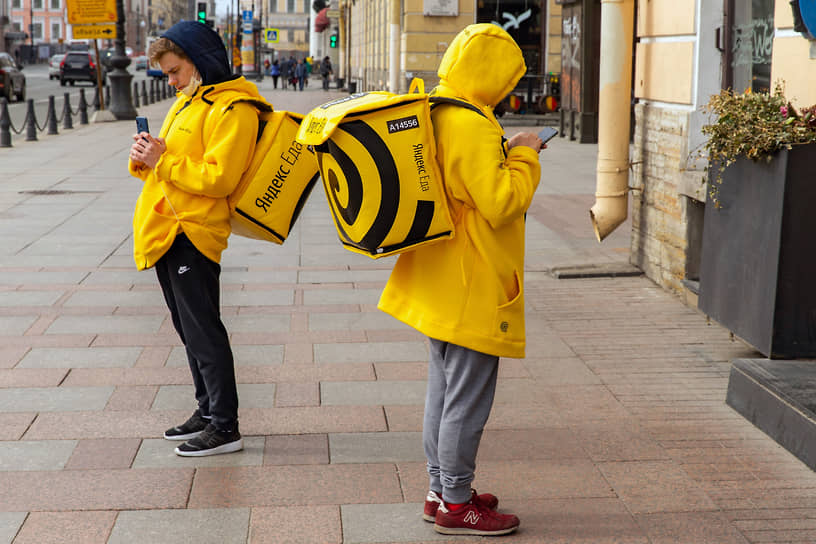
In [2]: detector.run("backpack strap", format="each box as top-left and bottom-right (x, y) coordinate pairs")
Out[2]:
(429, 96), (506, 158)
(428, 96), (487, 119)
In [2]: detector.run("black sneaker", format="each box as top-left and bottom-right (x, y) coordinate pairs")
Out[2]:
(174, 424), (243, 457)
(164, 411), (208, 441)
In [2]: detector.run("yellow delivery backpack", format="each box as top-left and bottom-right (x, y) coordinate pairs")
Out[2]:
(229, 109), (320, 244)
(296, 79), (458, 258)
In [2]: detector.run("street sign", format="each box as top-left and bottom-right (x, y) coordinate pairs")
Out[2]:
(71, 23), (117, 39)
(65, 0), (117, 25)
(264, 28), (279, 43)
(242, 9), (253, 34)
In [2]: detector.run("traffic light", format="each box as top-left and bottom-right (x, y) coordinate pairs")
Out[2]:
(329, 29), (338, 48)
(197, 2), (207, 24)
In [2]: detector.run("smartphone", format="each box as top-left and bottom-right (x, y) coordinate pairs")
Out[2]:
(538, 127), (558, 144)
(135, 116), (149, 139)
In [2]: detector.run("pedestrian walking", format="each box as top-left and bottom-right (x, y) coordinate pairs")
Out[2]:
(128, 21), (272, 457)
(377, 23), (544, 536)
(269, 59), (280, 88)
(280, 58), (289, 89)
(304, 56), (312, 87)
(295, 58), (307, 91)
(320, 55), (333, 90)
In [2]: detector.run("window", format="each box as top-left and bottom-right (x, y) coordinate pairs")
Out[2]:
(11, 0), (22, 9)
(33, 0), (43, 9)
(287, 28), (294, 42)
(287, 0), (295, 12)
(725, 0), (774, 93)
(51, 21), (61, 39)
(32, 21), (43, 40)
(50, 0), (60, 9)
(12, 21), (22, 31)
(304, 0), (309, 13)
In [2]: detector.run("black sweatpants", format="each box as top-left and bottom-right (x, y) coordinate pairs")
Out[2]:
(155, 233), (238, 431)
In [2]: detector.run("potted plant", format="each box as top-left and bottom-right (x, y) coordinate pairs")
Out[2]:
(698, 83), (816, 359)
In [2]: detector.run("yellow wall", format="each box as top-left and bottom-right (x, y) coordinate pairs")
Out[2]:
(771, 37), (816, 106)
(547, 0), (561, 74)
(636, 0), (695, 36)
(348, 0), (474, 91)
(634, 42), (694, 104)
(634, 0), (695, 104)
(775, 0), (794, 28)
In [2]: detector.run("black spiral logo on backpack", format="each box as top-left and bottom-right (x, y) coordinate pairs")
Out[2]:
(317, 120), (438, 255)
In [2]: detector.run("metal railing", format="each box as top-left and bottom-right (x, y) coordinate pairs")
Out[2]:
(0, 79), (175, 148)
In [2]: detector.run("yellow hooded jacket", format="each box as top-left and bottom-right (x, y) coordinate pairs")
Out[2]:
(128, 77), (269, 270)
(377, 24), (541, 358)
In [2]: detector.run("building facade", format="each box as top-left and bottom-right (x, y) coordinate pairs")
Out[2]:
(630, 0), (816, 302)
(338, 0), (562, 99)
(6, 0), (65, 59)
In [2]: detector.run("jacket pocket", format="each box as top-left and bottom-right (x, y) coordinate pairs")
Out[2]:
(494, 269), (524, 339)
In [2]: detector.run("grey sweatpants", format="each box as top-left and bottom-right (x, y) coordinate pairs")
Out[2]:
(423, 337), (499, 505)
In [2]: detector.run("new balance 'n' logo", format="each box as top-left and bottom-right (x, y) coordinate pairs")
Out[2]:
(178, 266), (190, 275)
(463, 510), (480, 525)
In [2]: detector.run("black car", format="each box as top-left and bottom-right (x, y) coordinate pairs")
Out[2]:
(0, 52), (25, 102)
(60, 51), (102, 86)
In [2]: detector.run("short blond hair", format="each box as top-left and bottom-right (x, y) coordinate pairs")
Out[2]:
(148, 37), (188, 67)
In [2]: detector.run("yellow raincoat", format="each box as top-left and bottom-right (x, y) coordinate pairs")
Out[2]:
(377, 24), (541, 358)
(129, 78), (269, 270)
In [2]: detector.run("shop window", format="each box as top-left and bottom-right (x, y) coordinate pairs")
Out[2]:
(725, 0), (774, 93)
(476, 0), (542, 73)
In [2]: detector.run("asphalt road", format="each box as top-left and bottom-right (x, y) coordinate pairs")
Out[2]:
(2, 62), (157, 135)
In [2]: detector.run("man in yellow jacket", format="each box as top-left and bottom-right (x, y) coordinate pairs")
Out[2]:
(129, 21), (271, 457)
(378, 24), (543, 536)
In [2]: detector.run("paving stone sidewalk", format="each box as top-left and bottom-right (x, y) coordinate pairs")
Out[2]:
(1, 79), (815, 543)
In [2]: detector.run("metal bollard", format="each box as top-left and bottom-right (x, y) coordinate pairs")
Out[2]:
(92, 86), (100, 111)
(25, 99), (37, 141)
(141, 80), (148, 106)
(62, 93), (73, 130)
(46, 95), (58, 135)
(78, 89), (89, 125)
(149, 80), (155, 104)
(104, 85), (110, 109)
(133, 82), (140, 108)
(0, 97), (12, 148)
(162, 83), (168, 100)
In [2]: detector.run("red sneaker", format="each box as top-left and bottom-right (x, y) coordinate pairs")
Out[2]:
(423, 489), (499, 522)
(434, 497), (519, 536)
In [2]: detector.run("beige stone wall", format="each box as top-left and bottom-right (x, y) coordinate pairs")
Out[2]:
(630, 103), (694, 294)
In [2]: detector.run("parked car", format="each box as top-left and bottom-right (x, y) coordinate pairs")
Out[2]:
(133, 55), (148, 70)
(60, 51), (101, 86)
(49, 53), (65, 80)
(0, 52), (25, 102)
(146, 67), (165, 80)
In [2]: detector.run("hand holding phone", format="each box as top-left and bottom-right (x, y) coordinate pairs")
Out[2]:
(136, 116), (149, 140)
(538, 127), (558, 147)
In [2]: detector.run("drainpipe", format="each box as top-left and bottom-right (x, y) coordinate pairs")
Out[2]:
(389, 0), (400, 92)
(589, 0), (635, 242)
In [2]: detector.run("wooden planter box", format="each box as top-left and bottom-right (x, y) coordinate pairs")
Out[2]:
(699, 143), (816, 359)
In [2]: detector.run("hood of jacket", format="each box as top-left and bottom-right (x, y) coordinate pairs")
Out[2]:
(162, 20), (232, 85)
(193, 75), (272, 112)
(436, 23), (526, 109)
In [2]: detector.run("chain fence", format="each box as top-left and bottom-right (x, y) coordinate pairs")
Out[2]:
(0, 78), (175, 148)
